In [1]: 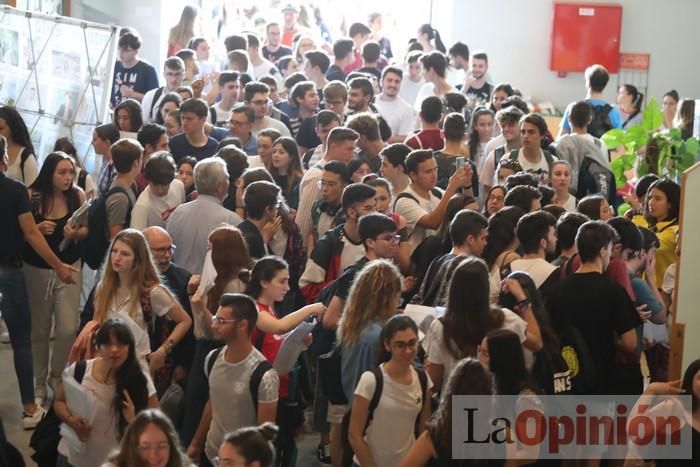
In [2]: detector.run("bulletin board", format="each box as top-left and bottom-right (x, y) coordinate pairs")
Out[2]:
(0, 5), (118, 172)
(668, 162), (700, 379)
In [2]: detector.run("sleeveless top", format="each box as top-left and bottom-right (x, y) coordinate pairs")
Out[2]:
(24, 196), (81, 267)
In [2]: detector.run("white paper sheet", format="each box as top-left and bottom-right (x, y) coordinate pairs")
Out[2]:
(60, 371), (97, 453)
(273, 320), (316, 375)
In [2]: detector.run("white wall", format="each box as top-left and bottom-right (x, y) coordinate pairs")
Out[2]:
(432, 0), (699, 111)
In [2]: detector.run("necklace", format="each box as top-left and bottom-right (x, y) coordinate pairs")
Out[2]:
(112, 289), (131, 314)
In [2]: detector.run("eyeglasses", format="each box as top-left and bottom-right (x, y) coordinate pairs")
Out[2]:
(391, 339), (419, 350)
(378, 234), (401, 244)
(211, 315), (238, 325)
(151, 245), (176, 256)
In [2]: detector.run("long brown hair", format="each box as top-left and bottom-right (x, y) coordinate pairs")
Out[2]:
(169, 5), (198, 46)
(207, 225), (253, 315)
(93, 229), (162, 323)
(269, 137), (303, 200)
(338, 259), (401, 347)
(106, 409), (189, 467)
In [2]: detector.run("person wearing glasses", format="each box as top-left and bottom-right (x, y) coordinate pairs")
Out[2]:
(131, 152), (185, 230)
(228, 105), (258, 156)
(142, 57), (186, 123)
(349, 315), (432, 467)
(186, 293), (279, 467)
(244, 82), (292, 138)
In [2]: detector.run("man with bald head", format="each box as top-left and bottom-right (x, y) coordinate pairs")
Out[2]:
(143, 226), (195, 399)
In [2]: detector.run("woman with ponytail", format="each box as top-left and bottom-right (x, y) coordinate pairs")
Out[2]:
(55, 318), (158, 467)
(416, 24), (446, 53)
(617, 84), (644, 129)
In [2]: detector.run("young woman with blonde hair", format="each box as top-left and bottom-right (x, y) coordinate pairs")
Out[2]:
(89, 229), (192, 373)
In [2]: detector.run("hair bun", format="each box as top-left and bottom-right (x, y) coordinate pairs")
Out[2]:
(257, 422), (279, 442)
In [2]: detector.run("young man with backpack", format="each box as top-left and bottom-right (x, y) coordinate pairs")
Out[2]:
(394, 150), (467, 255)
(558, 64), (622, 138)
(509, 113), (558, 185)
(186, 293), (279, 467)
(106, 139), (142, 240)
(546, 221), (639, 396)
(141, 57), (186, 123)
(207, 71), (239, 127)
(480, 106), (524, 193)
(552, 100), (616, 203)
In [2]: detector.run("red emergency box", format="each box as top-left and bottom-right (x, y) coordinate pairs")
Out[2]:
(550, 3), (622, 73)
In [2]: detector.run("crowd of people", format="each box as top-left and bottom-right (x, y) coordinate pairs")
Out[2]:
(0, 3), (698, 467)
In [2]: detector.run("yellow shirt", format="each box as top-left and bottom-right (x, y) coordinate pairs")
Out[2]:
(651, 219), (679, 285)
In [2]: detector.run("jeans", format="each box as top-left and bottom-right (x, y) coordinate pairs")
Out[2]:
(0, 266), (35, 405)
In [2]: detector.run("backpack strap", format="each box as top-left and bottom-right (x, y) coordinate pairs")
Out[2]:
(508, 148), (520, 160)
(140, 289), (153, 324)
(542, 148), (556, 166)
(150, 87), (165, 120)
(254, 329), (266, 351)
(414, 367), (428, 435)
(493, 145), (506, 172)
(209, 107), (217, 125)
(74, 360), (87, 384)
(205, 347), (224, 378)
(249, 359), (273, 411)
(392, 192), (419, 212)
(366, 368), (384, 430)
(20, 148), (31, 180)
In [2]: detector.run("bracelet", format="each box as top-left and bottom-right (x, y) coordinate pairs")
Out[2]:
(513, 299), (531, 314)
(162, 338), (176, 355)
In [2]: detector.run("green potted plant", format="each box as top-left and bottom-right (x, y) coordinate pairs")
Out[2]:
(601, 97), (699, 187)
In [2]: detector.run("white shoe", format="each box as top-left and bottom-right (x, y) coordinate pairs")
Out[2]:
(0, 330), (9, 344)
(23, 405), (47, 430)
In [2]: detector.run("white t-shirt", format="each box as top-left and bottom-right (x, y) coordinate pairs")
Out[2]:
(353, 365), (433, 467)
(510, 258), (558, 289)
(75, 167), (97, 198)
(141, 87), (167, 123)
(425, 309), (529, 387)
(204, 346), (280, 463)
(208, 102), (233, 127)
(399, 77), (425, 111)
(130, 179), (186, 230)
(107, 285), (176, 363)
(559, 194), (577, 212)
(253, 58), (280, 81)
(413, 83), (436, 112)
(516, 148), (557, 185)
(394, 185), (442, 254)
(375, 94), (416, 137)
(58, 359), (156, 467)
(252, 116), (291, 138)
(6, 147), (38, 185)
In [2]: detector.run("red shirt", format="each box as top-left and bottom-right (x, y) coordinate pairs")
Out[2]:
(251, 302), (289, 398)
(404, 129), (444, 151)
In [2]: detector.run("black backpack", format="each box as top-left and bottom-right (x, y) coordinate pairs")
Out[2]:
(30, 361), (87, 467)
(318, 344), (348, 405)
(340, 367), (428, 467)
(559, 326), (597, 394)
(83, 186), (132, 269)
(587, 103), (614, 138)
(577, 144), (616, 204)
(205, 347), (273, 411)
(149, 87), (165, 121)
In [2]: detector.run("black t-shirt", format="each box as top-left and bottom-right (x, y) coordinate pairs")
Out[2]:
(111, 60), (159, 107)
(325, 64), (346, 83)
(296, 115), (321, 149)
(0, 173), (32, 265)
(433, 152), (479, 197)
(238, 219), (267, 260)
(465, 82), (494, 108)
(356, 66), (382, 82)
(332, 256), (371, 301)
(168, 134), (219, 162)
(262, 45), (293, 64)
(546, 272), (641, 394)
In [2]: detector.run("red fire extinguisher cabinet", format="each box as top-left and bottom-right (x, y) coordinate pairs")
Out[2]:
(550, 3), (622, 73)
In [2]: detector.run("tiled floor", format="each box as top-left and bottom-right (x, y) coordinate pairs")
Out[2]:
(0, 341), (323, 466)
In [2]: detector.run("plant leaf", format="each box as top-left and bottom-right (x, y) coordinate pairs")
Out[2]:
(685, 137), (700, 157)
(642, 98), (664, 132)
(668, 128), (682, 140)
(611, 157), (628, 188)
(601, 128), (624, 148)
(623, 125), (648, 147)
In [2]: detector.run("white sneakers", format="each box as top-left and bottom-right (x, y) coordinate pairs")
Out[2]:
(23, 405), (47, 430)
